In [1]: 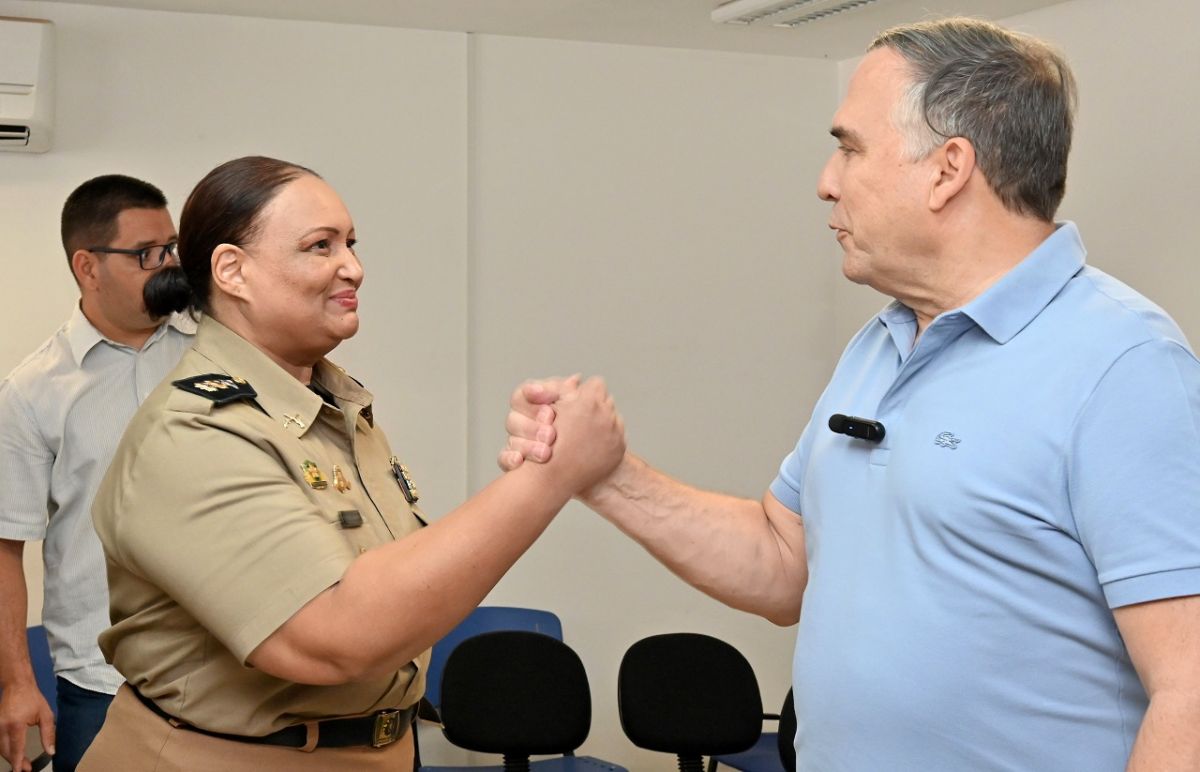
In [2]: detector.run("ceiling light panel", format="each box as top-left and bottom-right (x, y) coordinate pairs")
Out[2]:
(712, 0), (883, 27)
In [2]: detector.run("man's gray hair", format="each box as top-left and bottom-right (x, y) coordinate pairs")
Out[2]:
(871, 18), (1077, 222)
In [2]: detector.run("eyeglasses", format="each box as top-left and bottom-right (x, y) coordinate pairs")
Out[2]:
(86, 242), (178, 270)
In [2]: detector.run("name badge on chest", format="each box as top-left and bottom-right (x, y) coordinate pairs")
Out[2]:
(389, 456), (420, 504)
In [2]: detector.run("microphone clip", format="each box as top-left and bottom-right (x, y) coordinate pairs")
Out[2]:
(828, 413), (886, 443)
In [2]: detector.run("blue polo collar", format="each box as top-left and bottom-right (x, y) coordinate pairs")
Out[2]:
(876, 221), (1087, 346)
(958, 222), (1086, 344)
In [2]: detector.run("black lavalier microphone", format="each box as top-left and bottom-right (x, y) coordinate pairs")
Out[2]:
(828, 413), (886, 443)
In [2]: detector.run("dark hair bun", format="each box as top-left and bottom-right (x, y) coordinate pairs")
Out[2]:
(144, 265), (195, 318)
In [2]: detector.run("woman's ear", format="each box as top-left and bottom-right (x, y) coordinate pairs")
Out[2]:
(211, 244), (249, 300)
(928, 136), (976, 212)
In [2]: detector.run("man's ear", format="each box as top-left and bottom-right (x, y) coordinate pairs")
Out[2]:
(928, 136), (977, 212)
(211, 244), (250, 301)
(71, 249), (99, 290)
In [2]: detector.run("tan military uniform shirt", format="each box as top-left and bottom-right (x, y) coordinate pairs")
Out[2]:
(92, 316), (429, 736)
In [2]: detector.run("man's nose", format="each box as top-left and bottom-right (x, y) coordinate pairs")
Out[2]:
(816, 152), (840, 202)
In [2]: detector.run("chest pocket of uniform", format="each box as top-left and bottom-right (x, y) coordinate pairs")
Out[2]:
(326, 504), (377, 555)
(297, 454), (376, 548)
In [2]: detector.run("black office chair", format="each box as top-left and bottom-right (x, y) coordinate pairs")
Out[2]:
(423, 607), (565, 718)
(618, 632), (763, 772)
(776, 689), (796, 772)
(709, 687), (796, 772)
(429, 630), (623, 772)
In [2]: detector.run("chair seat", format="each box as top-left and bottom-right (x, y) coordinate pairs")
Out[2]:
(711, 732), (784, 771)
(421, 755), (627, 772)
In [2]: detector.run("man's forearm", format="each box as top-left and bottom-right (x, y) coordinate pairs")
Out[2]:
(581, 453), (807, 625)
(1127, 692), (1200, 772)
(0, 540), (35, 687)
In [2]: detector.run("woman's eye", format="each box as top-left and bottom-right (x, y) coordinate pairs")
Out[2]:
(310, 239), (331, 251)
(346, 239), (357, 251)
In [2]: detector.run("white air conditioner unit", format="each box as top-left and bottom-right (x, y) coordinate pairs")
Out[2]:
(0, 17), (55, 153)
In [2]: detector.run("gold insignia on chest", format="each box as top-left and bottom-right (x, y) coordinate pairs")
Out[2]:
(389, 456), (420, 503)
(332, 464), (351, 493)
(302, 460), (328, 490)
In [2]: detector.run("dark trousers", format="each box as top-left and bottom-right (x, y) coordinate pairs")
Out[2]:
(53, 678), (113, 772)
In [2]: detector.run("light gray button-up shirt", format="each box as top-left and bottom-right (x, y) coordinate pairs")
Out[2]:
(0, 304), (195, 693)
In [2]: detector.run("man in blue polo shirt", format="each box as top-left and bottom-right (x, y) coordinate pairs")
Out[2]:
(501, 17), (1200, 772)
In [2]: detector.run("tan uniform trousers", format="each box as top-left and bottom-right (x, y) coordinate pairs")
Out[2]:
(78, 686), (414, 771)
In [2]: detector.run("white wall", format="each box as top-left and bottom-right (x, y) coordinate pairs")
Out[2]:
(1011, 0), (1200, 341)
(466, 34), (834, 765)
(832, 0), (1200, 347)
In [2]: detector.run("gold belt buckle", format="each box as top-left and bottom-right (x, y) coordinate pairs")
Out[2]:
(371, 708), (402, 748)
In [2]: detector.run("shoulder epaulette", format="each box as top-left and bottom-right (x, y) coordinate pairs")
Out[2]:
(172, 374), (257, 406)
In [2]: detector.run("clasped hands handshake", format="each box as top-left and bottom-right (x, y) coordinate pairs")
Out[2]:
(498, 375), (627, 499)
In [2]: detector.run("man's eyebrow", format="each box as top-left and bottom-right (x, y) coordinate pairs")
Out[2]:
(830, 126), (862, 145)
(131, 236), (174, 248)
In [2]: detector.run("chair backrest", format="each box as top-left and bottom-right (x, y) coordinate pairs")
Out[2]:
(439, 630), (591, 758)
(777, 688), (796, 772)
(425, 606), (562, 710)
(26, 625), (57, 717)
(617, 632), (762, 762)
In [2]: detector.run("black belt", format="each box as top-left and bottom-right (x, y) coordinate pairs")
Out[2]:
(131, 687), (415, 749)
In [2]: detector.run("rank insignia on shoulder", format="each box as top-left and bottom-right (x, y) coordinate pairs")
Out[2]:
(302, 460), (329, 490)
(172, 374), (257, 405)
(389, 456), (420, 504)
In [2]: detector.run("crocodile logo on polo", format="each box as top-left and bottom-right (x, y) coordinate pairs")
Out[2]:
(934, 432), (961, 449)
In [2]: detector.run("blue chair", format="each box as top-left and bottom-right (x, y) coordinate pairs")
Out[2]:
(417, 608), (625, 772)
(709, 689), (795, 772)
(27, 625), (58, 716)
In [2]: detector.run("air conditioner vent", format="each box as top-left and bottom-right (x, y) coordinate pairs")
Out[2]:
(0, 124), (31, 145)
(713, 0), (883, 27)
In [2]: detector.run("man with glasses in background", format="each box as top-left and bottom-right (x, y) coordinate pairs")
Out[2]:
(0, 175), (194, 772)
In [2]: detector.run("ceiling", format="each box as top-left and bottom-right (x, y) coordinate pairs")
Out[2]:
(38, 0), (1069, 59)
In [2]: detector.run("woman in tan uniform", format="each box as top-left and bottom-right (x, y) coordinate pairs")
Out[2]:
(79, 156), (624, 771)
